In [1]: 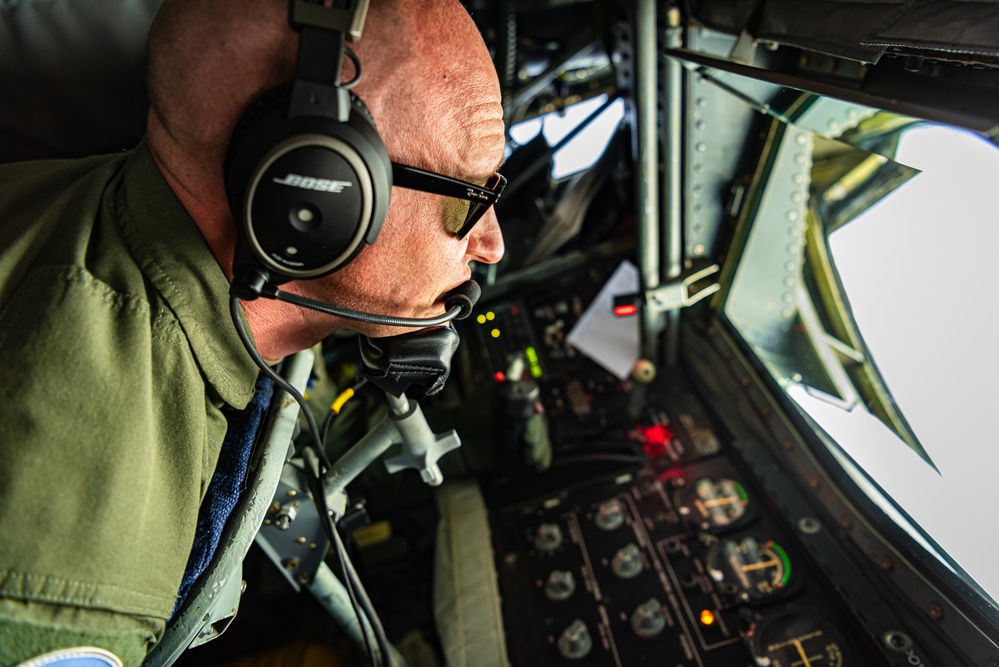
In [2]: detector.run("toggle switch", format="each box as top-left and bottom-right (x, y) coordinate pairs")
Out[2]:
(557, 619), (593, 659)
(534, 522), (563, 552)
(611, 543), (645, 579)
(544, 569), (577, 601)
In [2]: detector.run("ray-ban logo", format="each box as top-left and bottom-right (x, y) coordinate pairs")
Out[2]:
(272, 174), (353, 193)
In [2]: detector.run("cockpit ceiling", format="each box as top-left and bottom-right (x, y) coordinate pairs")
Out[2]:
(688, 0), (999, 67)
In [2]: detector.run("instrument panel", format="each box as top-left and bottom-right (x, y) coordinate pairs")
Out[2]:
(456, 258), (919, 666)
(486, 382), (869, 666)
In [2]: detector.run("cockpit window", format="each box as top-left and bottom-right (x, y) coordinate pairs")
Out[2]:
(508, 94), (625, 179)
(806, 122), (999, 602)
(720, 98), (999, 604)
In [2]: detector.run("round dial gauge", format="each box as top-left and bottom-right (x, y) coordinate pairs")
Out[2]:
(752, 612), (849, 667)
(706, 535), (792, 602)
(677, 477), (749, 531)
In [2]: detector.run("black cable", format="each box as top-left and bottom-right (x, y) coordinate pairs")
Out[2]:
(320, 409), (337, 447)
(498, 1), (517, 111)
(229, 295), (332, 470)
(558, 440), (649, 456)
(549, 452), (647, 468)
(331, 510), (392, 666)
(302, 449), (386, 667)
(263, 285), (463, 327)
(231, 294), (390, 666)
(320, 378), (367, 446)
(302, 448), (392, 666)
(341, 47), (362, 89)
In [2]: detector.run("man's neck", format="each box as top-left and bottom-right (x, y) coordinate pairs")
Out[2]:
(148, 112), (338, 361)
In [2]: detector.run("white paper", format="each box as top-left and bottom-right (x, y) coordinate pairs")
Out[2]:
(567, 260), (640, 380)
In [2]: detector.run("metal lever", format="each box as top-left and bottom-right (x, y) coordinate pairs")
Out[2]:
(646, 264), (721, 313)
(323, 391), (460, 518)
(382, 393), (461, 485)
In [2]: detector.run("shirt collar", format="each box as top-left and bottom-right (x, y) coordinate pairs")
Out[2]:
(115, 138), (259, 408)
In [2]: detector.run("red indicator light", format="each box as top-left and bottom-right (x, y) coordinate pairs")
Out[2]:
(494, 371), (506, 383)
(638, 423), (674, 459)
(639, 423), (672, 446)
(699, 609), (716, 626)
(613, 304), (638, 317)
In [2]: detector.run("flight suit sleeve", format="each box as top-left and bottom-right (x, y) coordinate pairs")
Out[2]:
(0, 266), (228, 666)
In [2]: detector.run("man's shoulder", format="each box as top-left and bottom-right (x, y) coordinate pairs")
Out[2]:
(0, 149), (188, 357)
(0, 152), (129, 203)
(0, 264), (188, 390)
(0, 151), (134, 290)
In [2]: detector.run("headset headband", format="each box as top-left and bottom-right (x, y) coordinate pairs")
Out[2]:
(288, 0), (370, 121)
(227, 0), (391, 287)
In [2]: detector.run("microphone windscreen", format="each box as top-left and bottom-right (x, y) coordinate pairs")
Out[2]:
(444, 280), (481, 320)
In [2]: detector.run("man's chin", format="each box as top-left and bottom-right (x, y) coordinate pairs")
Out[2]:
(354, 323), (419, 339)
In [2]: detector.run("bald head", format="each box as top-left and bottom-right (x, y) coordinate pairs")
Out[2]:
(145, 0), (506, 354)
(147, 0), (502, 174)
(347, 0), (505, 174)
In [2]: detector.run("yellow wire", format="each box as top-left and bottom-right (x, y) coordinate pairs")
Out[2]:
(330, 387), (355, 415)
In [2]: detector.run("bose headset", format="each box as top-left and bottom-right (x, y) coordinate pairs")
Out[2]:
(226, 0), (479, 326)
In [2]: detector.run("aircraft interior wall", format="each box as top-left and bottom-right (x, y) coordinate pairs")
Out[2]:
(2, 1), (999, 666)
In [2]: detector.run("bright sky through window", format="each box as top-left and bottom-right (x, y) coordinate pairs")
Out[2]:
(790, 124), (999, 602)
(508, 95), (625, 179)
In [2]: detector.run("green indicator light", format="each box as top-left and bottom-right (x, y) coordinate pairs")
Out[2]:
(525, 346), (543, 378)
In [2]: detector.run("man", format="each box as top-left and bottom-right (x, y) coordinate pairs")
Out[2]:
(0, 0), (505, 664)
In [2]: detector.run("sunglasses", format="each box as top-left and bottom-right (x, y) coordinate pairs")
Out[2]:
(391, 163), (507, 239)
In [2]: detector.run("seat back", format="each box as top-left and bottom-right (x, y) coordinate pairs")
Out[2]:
(0, 0), (160, 164)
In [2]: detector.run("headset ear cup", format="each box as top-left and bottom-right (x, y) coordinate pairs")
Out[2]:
(226, 84), (290, 172)
(349, 92), (377, 127)
(225, 85), (392, 282)
(225, 83), (292, 229)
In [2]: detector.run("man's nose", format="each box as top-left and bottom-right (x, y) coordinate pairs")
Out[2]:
(465, 208), (504, 264)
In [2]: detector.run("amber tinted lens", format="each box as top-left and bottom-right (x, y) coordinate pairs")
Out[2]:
(454, 173), (506, 239)
(445, 200), (473, 235)
(455, 202), (487, 239)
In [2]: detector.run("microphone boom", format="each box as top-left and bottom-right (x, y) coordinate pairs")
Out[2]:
(257, 279), (481, 328)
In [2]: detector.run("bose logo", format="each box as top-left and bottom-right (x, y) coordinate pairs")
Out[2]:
(272, 174), (353, 193)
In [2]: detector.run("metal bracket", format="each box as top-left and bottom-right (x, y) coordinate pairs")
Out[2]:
(613, 264), (720, 316)
(187, 574), (244, 649)
(647, 264), (720, 312)
(729, 30), (758, 65)
(255, 460), (332, 592)
(249, 388), (455, 667)
(144, 351), (315, 667)
(291, 0), (370, 41)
